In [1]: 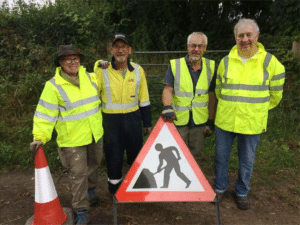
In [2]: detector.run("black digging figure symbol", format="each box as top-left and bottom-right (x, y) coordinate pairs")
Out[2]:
(132, 143), (191, 189)
(155, 143), (191, 189)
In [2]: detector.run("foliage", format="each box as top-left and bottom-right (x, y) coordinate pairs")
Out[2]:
(0, 0), (299, 186)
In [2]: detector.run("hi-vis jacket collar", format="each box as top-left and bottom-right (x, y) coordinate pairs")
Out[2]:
(111, 56), (134, 72)
(229, 42), (265, 60)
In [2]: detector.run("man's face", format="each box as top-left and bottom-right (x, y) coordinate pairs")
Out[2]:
(59, 55), (80, 75)
(110, 40), (132, 63)
(235, 23), (259, 52)
(187, 35), (207, 62)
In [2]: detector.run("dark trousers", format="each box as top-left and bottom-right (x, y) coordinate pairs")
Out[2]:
(103, 110), (143, 191)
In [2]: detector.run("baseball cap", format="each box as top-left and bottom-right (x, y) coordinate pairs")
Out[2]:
(112, 33), (130, 46)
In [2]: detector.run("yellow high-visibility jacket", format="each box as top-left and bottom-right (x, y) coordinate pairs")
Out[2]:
(170, 57), (215, 126)
(94, 60), (150, 114)
(215, 42), (285, 134)
(33, 66), (103, 147)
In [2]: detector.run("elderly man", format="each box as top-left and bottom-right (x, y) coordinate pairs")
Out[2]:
(214, 18), (285, 210)
(30, 45), (104, 224)
(161, 32), (217, 156)
(94, 34), (152, 196)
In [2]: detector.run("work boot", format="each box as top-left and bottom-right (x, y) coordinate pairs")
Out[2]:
(74, 210), (90, 225)
(88, 189), (99, 206)
(108, 180), (122, 195)
(235, 194), (249, 210)
(211, 191), (225, 204)
(216, 192), (224, 203)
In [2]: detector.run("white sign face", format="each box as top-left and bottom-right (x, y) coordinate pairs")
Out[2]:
(127, 124), (204, 192)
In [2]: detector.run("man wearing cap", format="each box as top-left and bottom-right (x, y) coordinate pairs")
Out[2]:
(30, 44), (103, 224)
(94, 34), (152, 196)
(214, 18), (285, 210)
(161, 32), (217, 157)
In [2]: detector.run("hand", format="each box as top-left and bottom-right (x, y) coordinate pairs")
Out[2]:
(203, 119), (214, 137)
(162, 106), (177, 122)
(97, 61), (110, 69)
(29, 140), (43, 158)
(203, 126), (214, 137)
(143, 127), (152, 136)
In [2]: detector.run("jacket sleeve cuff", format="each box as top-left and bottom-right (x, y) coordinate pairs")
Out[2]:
(140, 105), (152, 128)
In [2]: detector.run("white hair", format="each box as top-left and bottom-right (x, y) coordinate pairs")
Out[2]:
(187, 32), (208, 45)
(234, 18), (260, 37)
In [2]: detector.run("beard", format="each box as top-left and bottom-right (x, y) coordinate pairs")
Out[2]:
(189, 55), (201, 62)
(115, 55), (126, 63)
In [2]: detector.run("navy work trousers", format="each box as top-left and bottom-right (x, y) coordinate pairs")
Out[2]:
(103, 110), (143, 182)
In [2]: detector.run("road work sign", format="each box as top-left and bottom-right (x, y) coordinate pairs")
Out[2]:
(115, 116), (216, 202)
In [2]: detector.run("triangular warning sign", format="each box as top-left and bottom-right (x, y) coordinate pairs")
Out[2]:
(115, 116), (216, 202)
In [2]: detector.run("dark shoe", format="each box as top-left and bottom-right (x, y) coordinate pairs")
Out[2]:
(88, 189), (99, 206)
(74, 210), (90, 225)
(235, 194), (249, 210)
(108, 180), (122, 195)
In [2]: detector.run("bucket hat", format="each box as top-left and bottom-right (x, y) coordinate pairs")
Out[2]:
(54, 44), (84, 67)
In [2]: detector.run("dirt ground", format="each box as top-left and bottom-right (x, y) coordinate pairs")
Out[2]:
(0, 168), (299, 225)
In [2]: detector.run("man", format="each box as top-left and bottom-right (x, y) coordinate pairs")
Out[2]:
(94, 34), (152, 196)
(30, 45), (104, 224)
(155, 143), (191, 188)
(214, 18), (285, 210)
(162, 32), (217, 156)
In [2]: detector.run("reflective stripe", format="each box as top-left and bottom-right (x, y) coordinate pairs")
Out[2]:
(272, 72), (285, 81)
(59, 106), (100, 121)
(216, 84), (221, 90)
(263, 52), (272, 85)
(172, 104), (190, 111)
(140, 101), (150, 107)
(59, 95), (99, 111)
(103, 102), (138, 110)
(192, 102), (208, 107)
(85, 71), (98, 92)
(49, 78), (70, 103)
(195, 89), (208, 95)
(174, 59), (193, 98)
(222, 83), (269, 91)
(102, 63), (141, 110)
(38, 99), (58, 110)
(108, 178), (122, 185)
(35, 111), (57, 122)
(205, 58), (212, 87)
(50, 77), (100, 112)
(220, 94), (270, 103)
(223, 56), (229, 84)
(173, 102), (207, 110)
(270, 84), (284, 91)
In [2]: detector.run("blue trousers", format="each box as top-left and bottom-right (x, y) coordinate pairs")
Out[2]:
(214, 126), (260, 196)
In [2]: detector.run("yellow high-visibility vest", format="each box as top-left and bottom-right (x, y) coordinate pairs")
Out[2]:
(215, 42), (285, 134)
(33, 66), (103, 147)
(94, 61), (150, 114)
(171, 57), (215, 126)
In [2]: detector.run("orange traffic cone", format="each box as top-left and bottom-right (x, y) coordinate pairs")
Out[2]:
(26, 147), (73, 225)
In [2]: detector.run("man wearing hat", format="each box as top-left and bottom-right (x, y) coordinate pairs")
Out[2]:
(94, 34), (152, 196)
(30, 44), (104, 224)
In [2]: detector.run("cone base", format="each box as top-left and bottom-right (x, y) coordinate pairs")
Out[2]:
(25, 207), (74, 225)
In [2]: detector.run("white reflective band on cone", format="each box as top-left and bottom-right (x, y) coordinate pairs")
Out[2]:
(35, 166), (58, 203)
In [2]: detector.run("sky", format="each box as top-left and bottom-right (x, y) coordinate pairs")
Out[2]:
(0, 0), (55, 8)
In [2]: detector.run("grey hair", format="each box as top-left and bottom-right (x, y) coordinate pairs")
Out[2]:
(187, 32), (208, 45)
(234, 18), (260, 37)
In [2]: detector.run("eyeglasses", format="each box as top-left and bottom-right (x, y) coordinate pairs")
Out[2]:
(188, 44), (207, 49)
(63, 58), (80, 64)
(112, 45), (129, 50)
